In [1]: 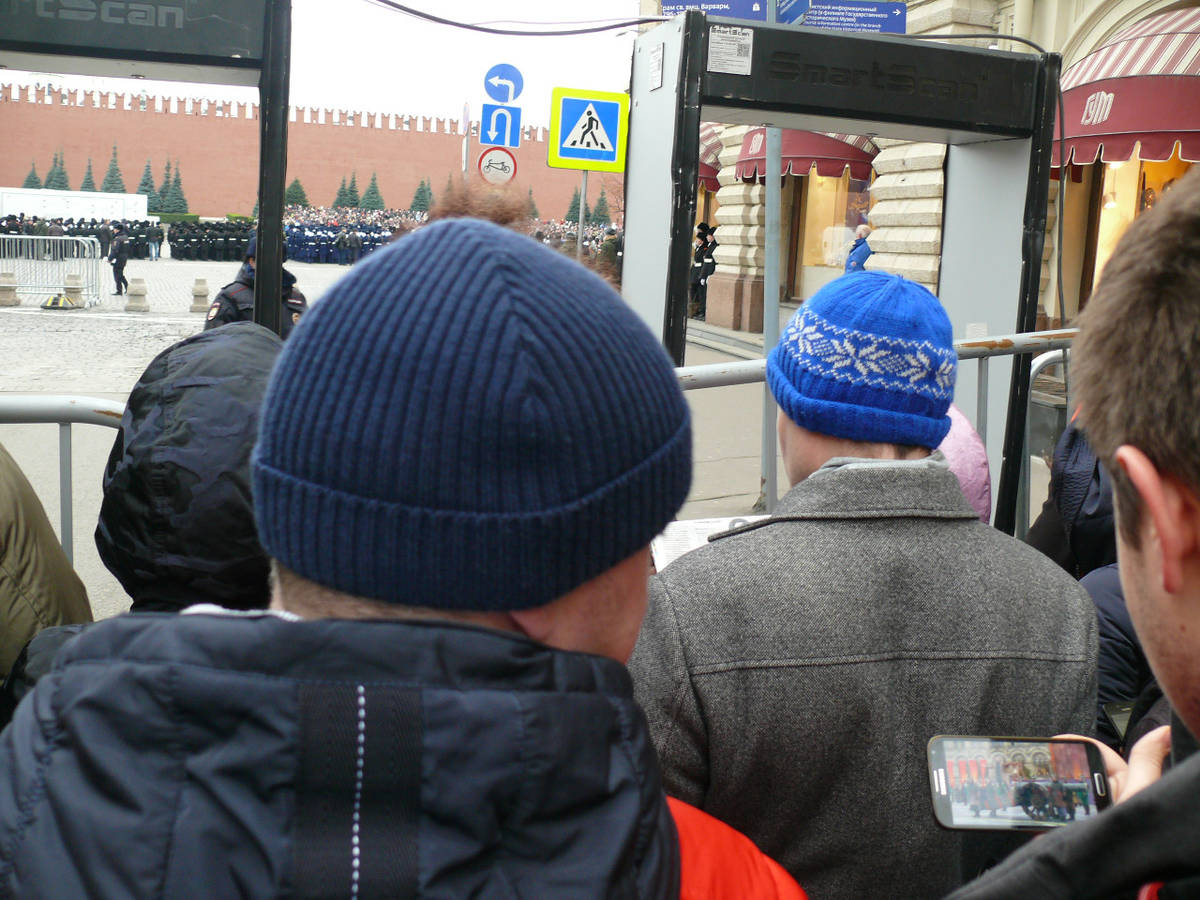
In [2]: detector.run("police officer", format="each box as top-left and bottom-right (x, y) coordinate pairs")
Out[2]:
(204, 237), (308, 339)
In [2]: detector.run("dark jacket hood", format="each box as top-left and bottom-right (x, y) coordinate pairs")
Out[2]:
(0, 613), (681, 899)
(95, 324), (282, 611)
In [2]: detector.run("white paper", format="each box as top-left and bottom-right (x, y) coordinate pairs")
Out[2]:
(649, 43), (665, 92)
(707, 25), (754, 77)
(651, 515), (768, 571)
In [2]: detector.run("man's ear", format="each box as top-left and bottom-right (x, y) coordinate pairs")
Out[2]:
(1115, 445), (1200, 594)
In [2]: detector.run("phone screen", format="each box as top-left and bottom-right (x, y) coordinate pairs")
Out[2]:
(928, 737), (1109, 830)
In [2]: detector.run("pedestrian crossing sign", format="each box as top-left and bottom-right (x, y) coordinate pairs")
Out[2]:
(548, 87), (629, 172)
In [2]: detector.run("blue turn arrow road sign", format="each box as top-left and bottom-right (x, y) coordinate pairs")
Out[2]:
(480, 103), (522, 149)
(483, 63), (523, 104)
(779, 0), (906, 33)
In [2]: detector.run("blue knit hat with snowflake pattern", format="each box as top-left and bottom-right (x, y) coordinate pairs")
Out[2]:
(767, 271), (956, 449)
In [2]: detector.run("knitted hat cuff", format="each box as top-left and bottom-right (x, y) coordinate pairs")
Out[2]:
(253, 416), (691, 610)
(768, 348), (952, 448)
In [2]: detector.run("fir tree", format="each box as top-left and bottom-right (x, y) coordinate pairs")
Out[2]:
(346, 172), (360, 208)
(164, 165), (189, 214)
(42, 153), (58, 190)
(333, 176), (349, 208)
(527, 188), (539, 220)
(136, 159), (160, 212)
(589, 189), (611, 226)
(56, 151), (70, 191)
(100, 145), (126, 193)
(566, 188), (590, 225)
(79, 159), (96, 192)
(45, 151), (71, 191)
(168, 165), (189, 214)
(285, 177), (310, 207)
(359, 173), (384, 210)
(157, 159), (172, 201)
(409, 178), (430, 213)
(424, 178), (434, 211)
(21, 162), (41, 190)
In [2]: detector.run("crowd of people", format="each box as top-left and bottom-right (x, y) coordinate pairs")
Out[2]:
(0, 169), (1197, 898)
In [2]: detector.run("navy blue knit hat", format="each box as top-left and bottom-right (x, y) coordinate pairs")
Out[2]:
(253, 219), (691, 611)
(767, 271), (956, 448)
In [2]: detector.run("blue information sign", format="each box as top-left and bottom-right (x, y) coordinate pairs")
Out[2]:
(661, 0), (905, 31)
(660, 1), (768, 20)
(480, 103), (522, 149)
(483, 63), (524, 104)
(778, 0), (906, 33)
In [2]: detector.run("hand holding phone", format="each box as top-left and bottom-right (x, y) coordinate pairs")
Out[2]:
(928, 736), (1112, 831)
(1076, 726), (1172, 806)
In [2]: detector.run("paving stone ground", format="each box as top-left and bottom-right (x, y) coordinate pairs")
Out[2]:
(1, 255), (775, 620)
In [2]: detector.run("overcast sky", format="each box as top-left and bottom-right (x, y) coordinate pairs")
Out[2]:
(7, 0), (646, 128)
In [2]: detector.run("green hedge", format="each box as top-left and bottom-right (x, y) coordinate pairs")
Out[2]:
(226, 214), (254, 223)
(156, 213), (200, 225)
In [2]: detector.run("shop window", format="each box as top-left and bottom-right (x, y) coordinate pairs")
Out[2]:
(787, 170), (872, 300)
(1086, 148), (1192, 297)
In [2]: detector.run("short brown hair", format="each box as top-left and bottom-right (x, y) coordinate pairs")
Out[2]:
(1073, 168), (1200, 546)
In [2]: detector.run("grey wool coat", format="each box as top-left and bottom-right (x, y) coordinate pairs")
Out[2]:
(630, 454), (1098, 900)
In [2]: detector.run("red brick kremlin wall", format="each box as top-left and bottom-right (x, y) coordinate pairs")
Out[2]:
(0, 84), (609, 222)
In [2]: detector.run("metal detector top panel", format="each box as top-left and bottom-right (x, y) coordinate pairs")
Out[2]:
(1, 0), (267, 85)
(702, 17), (1043, 145)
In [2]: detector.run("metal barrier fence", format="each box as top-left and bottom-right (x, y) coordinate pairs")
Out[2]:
(0, 328), (1075, 565)
(0, 236), (105, 307)
(0, 396), (125, 563)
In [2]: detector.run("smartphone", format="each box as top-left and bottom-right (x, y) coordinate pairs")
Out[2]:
(927, 735), (1111, 831)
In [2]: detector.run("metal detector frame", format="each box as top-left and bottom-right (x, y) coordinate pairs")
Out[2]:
(622, 11), (1059, 533)
(1, 0), (291, 335)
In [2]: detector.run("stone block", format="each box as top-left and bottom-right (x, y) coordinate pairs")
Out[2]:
(869, 226), (943, 255)
(865, 252), (941, 284)
(0, 272), (18, 307)
(63, 273), (84, 308)
(715, 183), (763, 206)
(715, 204), (765, 226)
(190, 278), (210, 313)
(868, 198), (944, 227)
(125, 277), (149, 313)
(870, 171), (945, 200)
(871, 142), (948, 174)
(705, 272), (764, 333)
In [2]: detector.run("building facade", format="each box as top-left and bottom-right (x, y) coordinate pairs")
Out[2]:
(646, 0), (1197, 332)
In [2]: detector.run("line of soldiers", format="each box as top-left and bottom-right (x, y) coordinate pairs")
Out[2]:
(284, 223), (393, 264)
(166, 222), (252, 262)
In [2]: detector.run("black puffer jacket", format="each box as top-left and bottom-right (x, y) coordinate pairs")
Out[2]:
(94, 323), (282, 612)
(0, 612), (681, 899)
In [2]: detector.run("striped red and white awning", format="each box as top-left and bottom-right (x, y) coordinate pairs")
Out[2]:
(735, 127), (879, 181)
(1055, 8), (1200, 166)
(698, 122), (723, 192)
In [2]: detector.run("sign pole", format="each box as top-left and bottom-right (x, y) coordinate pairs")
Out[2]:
(253, 0), (291, 337)
(577, 169), (588, 260)
(759, 1), (782, 514)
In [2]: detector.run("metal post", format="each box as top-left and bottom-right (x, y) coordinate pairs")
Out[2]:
(759, 128), (782, 513)
(976, 357), (989, 447)
(58, 422), (72, 564)
(253, 0), (291, 336)
(577, 170), (589, 260)
(757, 1), (782, 514)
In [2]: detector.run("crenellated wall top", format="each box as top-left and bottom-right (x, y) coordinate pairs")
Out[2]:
(0, 84), (547, 142)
